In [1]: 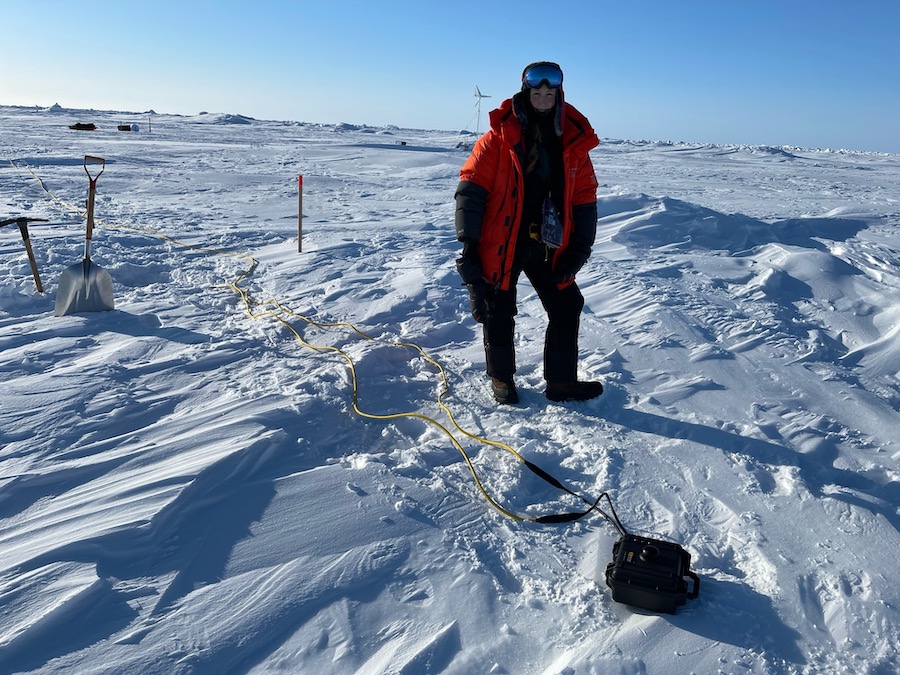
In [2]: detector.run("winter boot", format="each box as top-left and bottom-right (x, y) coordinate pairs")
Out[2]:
(491, 377), (520, 405)
(546, 380), (603, 402)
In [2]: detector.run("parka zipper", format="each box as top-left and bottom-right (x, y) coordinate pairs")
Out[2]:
(495, 158), (523, 291)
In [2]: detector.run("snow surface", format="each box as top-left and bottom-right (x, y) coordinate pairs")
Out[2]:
(1, 105), (899, 674)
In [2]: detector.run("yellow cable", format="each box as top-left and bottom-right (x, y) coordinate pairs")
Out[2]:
(8, 157), (599, 523)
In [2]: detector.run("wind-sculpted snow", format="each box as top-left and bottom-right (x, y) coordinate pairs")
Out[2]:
(605, 193), (868, 252)
(1, 105), (898, 674)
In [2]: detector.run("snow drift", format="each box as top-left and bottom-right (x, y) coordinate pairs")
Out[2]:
(1, 105), (898, 674)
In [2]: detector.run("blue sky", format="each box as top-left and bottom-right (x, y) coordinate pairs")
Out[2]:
(3, 0), (899, 153)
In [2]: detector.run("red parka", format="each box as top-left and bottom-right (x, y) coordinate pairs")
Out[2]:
(455, 96), (599, 291)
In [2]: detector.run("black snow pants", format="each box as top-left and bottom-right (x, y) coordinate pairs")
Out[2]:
(483, 237), (584, 383)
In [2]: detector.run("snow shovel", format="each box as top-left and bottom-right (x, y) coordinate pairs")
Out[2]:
(1, 217), (47, 293)
(55, 155), (115, 316)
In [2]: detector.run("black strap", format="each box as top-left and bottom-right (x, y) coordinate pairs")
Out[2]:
(523, 458), (629, 533)
(686, 570), (700, 600)
(522, 459), (576, 495)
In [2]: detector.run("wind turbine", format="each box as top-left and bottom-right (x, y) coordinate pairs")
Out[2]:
(474, 86), (491, 134)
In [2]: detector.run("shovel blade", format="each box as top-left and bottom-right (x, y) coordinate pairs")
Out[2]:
(54, 260), (115, 316)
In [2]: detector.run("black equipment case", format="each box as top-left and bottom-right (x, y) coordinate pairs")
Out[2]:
(605, 534), (700, 613)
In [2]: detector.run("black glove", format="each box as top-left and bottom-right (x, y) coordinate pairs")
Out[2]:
(553, 249), (588, 285)
(466, 280), (489, 323)
(555, 201), (596, 284)
(457, 241), (489, 322)
(456, 241), (482, 284)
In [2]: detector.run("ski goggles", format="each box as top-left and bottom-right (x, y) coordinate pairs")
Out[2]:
(523, 63), (563, 89)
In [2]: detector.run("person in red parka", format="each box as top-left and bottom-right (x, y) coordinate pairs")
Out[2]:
(455, 61), (603, 405)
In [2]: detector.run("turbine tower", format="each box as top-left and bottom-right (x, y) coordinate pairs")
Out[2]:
(474, 86), (491, 135)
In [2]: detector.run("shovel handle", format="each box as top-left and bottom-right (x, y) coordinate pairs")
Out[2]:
(84, 155), (106, 182)
(83, 156), (104, 248)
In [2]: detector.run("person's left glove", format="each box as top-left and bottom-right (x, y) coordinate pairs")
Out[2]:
(553, 249), (588, 284)
(555, 201), (597, 285)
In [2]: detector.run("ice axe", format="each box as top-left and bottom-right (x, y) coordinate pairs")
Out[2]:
(54, 155), (115, 316)
(0, 216), (47, 292)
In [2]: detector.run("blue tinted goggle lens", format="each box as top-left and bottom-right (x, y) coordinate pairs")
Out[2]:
(523, 64), (563, 88)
